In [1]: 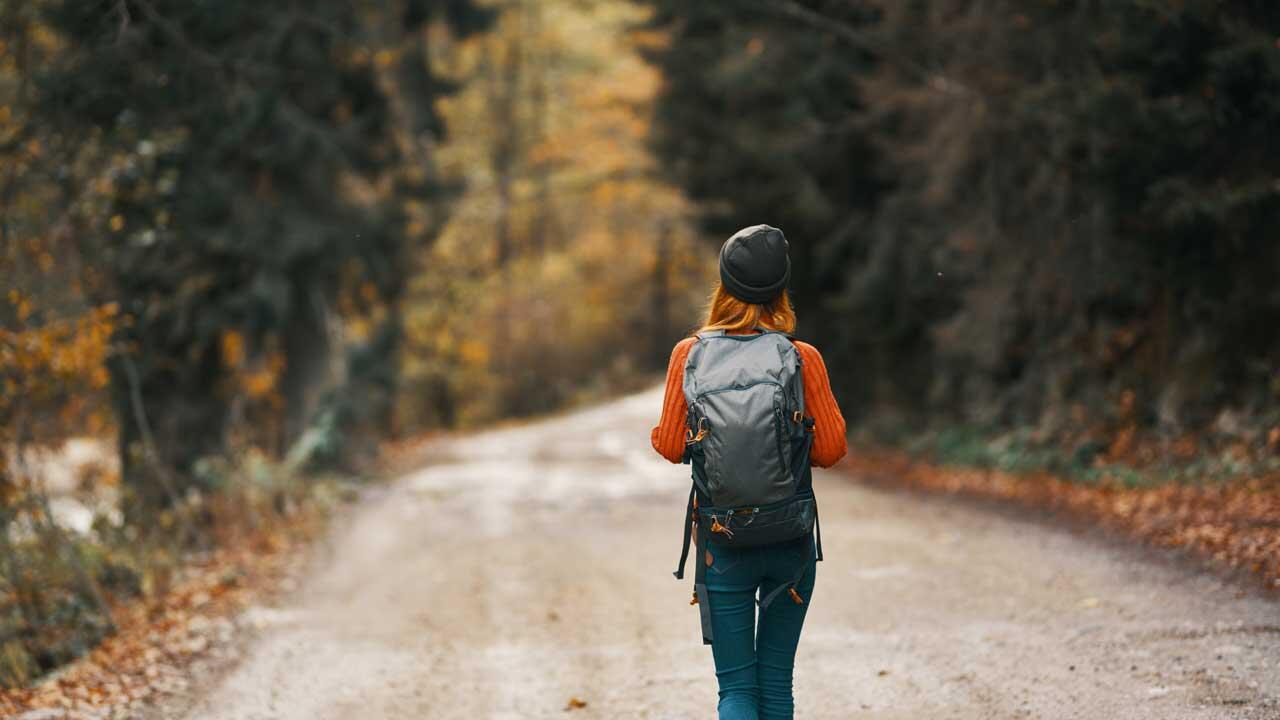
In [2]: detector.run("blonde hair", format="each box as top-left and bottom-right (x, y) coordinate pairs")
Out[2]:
(697, 282), (797, 335)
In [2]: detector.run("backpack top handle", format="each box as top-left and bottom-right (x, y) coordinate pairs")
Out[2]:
(695, 327), (791, 341)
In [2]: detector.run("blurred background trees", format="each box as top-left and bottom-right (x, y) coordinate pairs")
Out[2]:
(1, 0), (706, 684)
(399, 0), (708, 429)
(30, 0), (496, 511)
(640, 0), (1280, 473)
(2, 0), (499, 685)
(4, 0), (1280, 690)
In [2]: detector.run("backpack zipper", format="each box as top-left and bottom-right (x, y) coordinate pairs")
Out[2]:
(694, 379), (783, 400)
(701, 489), (814, 516)
(774, 406), (790, 482)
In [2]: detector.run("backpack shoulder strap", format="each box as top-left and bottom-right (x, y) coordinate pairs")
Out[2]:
(695, 329), (726, 340)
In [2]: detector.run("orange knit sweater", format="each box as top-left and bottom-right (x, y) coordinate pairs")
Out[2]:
(650, 335), (848, 468)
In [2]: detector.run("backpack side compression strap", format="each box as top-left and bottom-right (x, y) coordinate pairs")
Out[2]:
(672, 481), (714, 644)
(673, 483), (695, 580)
(694, 520), (713, 644)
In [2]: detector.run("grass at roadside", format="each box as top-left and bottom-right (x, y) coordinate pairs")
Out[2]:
(0, 455), (360, 717)
(909, 424), (1280, 489)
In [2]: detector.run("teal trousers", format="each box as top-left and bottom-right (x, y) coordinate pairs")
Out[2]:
(704, 535), (817, 720)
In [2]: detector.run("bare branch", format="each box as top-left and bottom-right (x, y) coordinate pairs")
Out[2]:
(120, 352), (200, 542)
(114, 0), (131, 44)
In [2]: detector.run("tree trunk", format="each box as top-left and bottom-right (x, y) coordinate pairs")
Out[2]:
(114, 340), (228, 520)
(281, 282), (334, 450)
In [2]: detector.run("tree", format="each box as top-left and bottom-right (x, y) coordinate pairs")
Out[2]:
(31, 0), (491, 513)
(642, 0), (1280, 444)
(399, 0), (709, 428)
(635, 1), (887, 358)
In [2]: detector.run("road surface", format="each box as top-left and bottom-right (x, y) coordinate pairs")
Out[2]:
(176, 389), (1280, 719)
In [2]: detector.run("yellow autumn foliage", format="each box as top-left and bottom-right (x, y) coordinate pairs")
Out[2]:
(0, 302), (119, 455)
(399, 0), (714, 429)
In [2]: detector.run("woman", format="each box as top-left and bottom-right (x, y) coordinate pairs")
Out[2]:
(651, 224), (848, 719)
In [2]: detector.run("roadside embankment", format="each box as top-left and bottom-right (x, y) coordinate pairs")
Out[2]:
(843, 448), (1280, 591)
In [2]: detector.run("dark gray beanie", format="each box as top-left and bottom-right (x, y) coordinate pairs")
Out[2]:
(719, 224), (790, 304)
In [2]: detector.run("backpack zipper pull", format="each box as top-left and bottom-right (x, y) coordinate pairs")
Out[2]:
(685, 417), (709, 444)
(709, 515), (734, 538)
(788, 587), (805, 605)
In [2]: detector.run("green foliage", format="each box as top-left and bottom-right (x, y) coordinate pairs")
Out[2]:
(636, 1), (886, 347)
(2, 0), (492, 689)
(641, 0), (1280, 443)
(25, 0), (490, 509)
(912, 422), (1280, 489)
(0, 527), (129, 687)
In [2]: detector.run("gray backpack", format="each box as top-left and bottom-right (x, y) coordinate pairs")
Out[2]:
(673, 329), (823, 644)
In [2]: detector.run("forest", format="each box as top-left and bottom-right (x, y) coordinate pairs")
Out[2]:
(3, 0), (1279, 709)
(643, 1), (1280, 475)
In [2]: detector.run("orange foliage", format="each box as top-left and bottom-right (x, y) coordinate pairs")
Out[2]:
(0, 301), (118, 448)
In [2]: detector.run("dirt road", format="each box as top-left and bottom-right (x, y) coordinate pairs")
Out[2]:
(177, 389), (1279, 719)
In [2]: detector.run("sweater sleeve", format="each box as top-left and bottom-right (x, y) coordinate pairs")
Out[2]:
(650, 337), (695, 464)
(794, 341), (848, 468)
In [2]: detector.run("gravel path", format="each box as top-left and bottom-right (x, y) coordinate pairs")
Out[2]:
(176, 388), (1280, 719)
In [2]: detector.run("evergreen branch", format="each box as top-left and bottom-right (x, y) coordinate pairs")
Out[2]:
(130, 0), (281, 80)
(130, 0), (224, 69)
(756, 0), (972, 96)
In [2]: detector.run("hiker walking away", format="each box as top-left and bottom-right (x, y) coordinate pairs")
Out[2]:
(651, 225), (848, 719)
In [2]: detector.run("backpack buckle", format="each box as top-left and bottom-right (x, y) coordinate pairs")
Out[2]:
(791, 410), (803, 424)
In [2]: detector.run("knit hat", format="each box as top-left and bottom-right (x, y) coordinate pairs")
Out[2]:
(718, 224), (791, 304)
